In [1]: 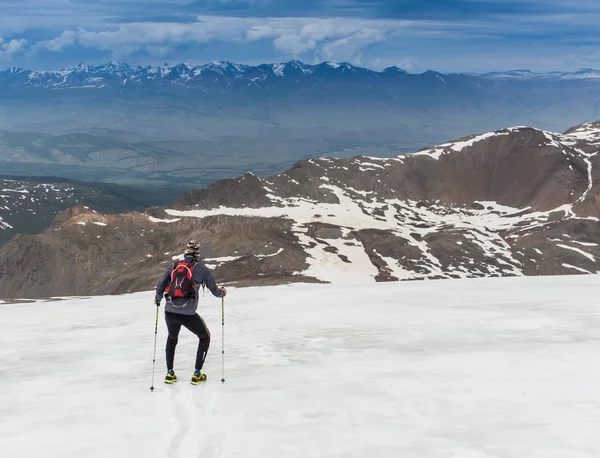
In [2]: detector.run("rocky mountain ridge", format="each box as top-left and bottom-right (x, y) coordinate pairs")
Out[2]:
(2, 121), (600, 299)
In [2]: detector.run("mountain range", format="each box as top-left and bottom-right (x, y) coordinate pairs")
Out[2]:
(2, 60), (600, 189)
(2, 61), (600, 91)
(2, 120), (600, 299)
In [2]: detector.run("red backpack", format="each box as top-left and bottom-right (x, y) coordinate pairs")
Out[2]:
(165, 260), (196, 299)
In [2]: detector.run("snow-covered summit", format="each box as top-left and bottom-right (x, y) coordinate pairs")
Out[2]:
(564, 121), (600, 141)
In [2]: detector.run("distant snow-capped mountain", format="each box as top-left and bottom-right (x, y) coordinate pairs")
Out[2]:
(0, 60), (385, 91)
(2, 61), (600, 91)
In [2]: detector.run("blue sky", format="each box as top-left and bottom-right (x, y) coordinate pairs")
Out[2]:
(1, 0), (599, 72)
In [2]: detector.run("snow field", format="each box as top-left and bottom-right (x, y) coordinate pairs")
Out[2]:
(2, 276), (600, 457)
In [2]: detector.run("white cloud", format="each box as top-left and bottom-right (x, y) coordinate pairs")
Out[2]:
(38, 30), (77, 52)
(77, 17), (250, 49)
(318, 28), (385, 65)
(34, 16), (412, 63)
(0, 37), (29, 58)
(273, 34), (317, 55)
(271, 20), (345, 56)
(6, 39), (28, 54)
(144, 45), (174, 58)
(20, 12), (600, 72)
(245, 17), (402, 60)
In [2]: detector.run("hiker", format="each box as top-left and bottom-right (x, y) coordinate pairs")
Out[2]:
(154, 240), (227, 385)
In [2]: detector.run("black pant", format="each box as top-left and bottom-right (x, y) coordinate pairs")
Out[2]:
(165, 312), (211, 371)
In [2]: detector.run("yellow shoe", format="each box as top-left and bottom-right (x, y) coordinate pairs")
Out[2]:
(191, 371), (207, 385)
(164, 370), (178, 384)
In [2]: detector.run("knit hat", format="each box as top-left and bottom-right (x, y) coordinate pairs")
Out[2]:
(184, 239), (200, 258)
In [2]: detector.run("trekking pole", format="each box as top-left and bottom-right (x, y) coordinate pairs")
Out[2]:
(150, 302), (160, 392)
(221, 296), (225, 383)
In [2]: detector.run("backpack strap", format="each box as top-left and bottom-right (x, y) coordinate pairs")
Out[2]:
(170, 261), (179, 282)
(189, 260), (198, 286)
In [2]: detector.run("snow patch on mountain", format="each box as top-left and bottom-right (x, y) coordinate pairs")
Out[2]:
(0, 215), (12, 230)
(295, 233), (379, 284)
(0, 180), (78, 216)
(272, 63), (285, 77)
(557, 244), (596, 262)
(164, 179), (596, 283)
(562, 263), (592, 274)
(413, 131), (510, 160)
(147, 216), (181, 224)
(565, 122), (600, 143)
(571, 241), (599, 247)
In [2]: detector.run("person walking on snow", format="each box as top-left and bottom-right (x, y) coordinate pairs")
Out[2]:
(155, 240), (227, 385)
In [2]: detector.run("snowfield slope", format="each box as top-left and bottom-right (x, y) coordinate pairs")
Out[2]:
(3, 122), (600, 298)
(1, 276), (600, 457)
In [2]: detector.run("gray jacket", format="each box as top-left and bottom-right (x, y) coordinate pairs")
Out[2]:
(155, 256), (224, 315)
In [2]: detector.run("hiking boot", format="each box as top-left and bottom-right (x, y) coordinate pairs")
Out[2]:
(164, 369), (178, 384)
(191, 370), (207, 385)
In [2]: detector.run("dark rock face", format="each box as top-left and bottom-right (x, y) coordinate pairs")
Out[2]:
(2, 121), (600, 299)
(174, 173), (273, 209)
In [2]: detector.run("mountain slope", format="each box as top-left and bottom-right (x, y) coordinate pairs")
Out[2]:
(175, 126), (592, 211)
(2, 277), (600, 456)
(2, 121), (600, 299)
